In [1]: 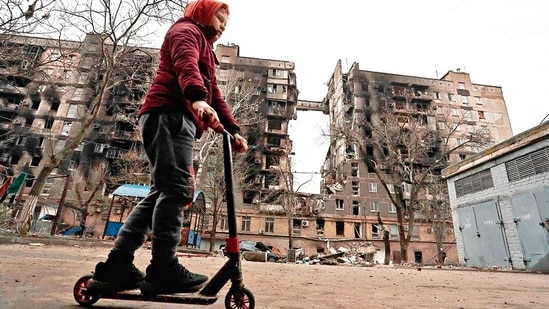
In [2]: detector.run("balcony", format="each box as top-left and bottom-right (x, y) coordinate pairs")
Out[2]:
(266, 106), (287, 119)
(410, 91), (433, 102)
(111, 130), (138, 140)
(258, 204), (286, 214)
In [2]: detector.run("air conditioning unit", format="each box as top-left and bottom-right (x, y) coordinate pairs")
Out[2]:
(301, 220), (309, 227)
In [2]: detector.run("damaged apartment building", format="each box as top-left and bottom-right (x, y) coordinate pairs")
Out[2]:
(207, 44), (303, 249)
(318, 60), (514, 263)
(0, 33), (157, 226)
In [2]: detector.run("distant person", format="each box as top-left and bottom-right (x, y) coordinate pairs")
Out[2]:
(87, 0), (247, 296)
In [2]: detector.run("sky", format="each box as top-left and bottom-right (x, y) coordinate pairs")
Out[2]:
(157, 0), (549, 193)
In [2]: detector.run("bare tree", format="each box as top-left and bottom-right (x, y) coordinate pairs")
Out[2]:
(195, 68), (263, 252)
(106, 148), (149, 190)
(277, 167), (312, 249)
(64, 161), (108, 237)
(0, 0), (55, 35)
(331, 98), (492, 263)
(13, 0), (187, 233)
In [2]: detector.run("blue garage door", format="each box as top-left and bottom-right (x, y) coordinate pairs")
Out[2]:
(457, 200), (510, 268)
(511, 191), (549, 271)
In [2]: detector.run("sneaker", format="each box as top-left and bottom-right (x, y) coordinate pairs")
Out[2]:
(140, 264), (208, 296)
(86, 261), (145, 294)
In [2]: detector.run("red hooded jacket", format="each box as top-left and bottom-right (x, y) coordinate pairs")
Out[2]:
(138, 11), (238, 138)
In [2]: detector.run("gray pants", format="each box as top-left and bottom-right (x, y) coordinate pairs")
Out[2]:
(112, 112), (196, 268)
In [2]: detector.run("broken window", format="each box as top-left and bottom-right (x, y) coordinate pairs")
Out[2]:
(68, 160), (78, 170)
(265, 217), (274, 233)
(241, 216), (251, 232)
(335, 221), (344, 236)
(335, 199), (344, 210)
(62, 121), (72, 136)
(94, 143), (105, 153)
(267, 100), (284, 115)
(41, 177), (54, 196)
(351, 181), (360, 195)
(351, 162), (359, 177)
(315, 219), (325, 237)
(267, 119), (282, 131)
(44, 117), (54, 129)
(354, 223), (361, 238)
(390, 225), (398, 239)
(219, 216), (227, 230)
(51, 100), (60, 111)
(30, 156), (41, 167)
(17, 136), (26, 145)
(352, 200), (360, 215)
(371, 224), (379, 238)
(478, 110), (485, 120)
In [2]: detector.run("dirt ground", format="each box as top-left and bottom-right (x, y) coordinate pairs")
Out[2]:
(1, 243), (549, 309)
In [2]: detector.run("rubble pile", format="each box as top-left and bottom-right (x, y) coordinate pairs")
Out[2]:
(291, 243), (381, 267)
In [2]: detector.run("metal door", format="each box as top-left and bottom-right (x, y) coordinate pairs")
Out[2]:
(511, 192), (549, 270)
(457, 200), (510, 268)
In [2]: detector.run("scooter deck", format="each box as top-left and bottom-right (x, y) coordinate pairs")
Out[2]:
(91, 289), (218, 305)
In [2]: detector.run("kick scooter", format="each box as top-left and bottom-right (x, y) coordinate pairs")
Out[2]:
(73, 129), (255, 308)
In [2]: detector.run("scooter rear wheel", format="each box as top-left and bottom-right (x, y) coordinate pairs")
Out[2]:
(73, 274), (100, 307)
(224, 287), (255, 309)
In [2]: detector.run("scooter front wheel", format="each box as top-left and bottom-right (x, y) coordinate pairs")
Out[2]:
(224, 286), (255, 309)
(73, 274), (100, 307)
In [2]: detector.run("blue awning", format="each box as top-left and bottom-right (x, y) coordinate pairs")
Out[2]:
(112, 184), (150, 198)
(112, 184), (203, 201)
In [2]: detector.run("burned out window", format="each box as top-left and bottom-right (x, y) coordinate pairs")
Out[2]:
(351, 162), (359, 177)
(352, 181), (360, 195)
(335, 221), (344, 236)
(352, 200), (360, 215)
